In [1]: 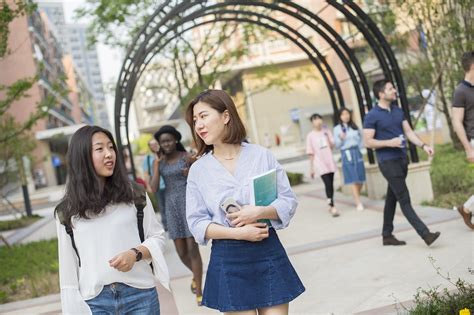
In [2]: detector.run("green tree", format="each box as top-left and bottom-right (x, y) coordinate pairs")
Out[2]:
(370, 1), (473, 146)
(0, 1), (67, 216)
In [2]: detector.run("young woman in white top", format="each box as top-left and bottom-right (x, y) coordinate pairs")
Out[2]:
(55, 125), (169, 315)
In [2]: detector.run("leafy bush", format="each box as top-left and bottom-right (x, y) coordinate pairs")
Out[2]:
(0, 239), (59, 304)
(427, 144), (474, 208)
(407, 258), (474, 314)
(0, 215), (41, 232)
(286, 172), (303, 186)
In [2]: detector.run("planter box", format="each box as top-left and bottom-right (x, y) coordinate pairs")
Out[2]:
(337, 161), (434, 205)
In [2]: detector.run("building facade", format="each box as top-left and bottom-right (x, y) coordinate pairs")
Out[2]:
(0, 5), (89, 188)
(38, 1), (111, 130)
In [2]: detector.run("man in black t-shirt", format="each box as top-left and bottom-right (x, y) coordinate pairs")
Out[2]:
(452, 51), (474, 229)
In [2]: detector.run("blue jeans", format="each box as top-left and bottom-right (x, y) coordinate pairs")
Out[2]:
(86, 283), (159, 315)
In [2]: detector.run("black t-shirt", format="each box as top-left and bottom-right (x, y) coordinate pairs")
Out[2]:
(452, 80), (474, 140)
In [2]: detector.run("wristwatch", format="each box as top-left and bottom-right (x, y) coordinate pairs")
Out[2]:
(130, 248), (143, 262)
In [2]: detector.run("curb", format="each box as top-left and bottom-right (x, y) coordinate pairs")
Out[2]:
(0, 294), (60, 313)
(1, 215), (54, 246)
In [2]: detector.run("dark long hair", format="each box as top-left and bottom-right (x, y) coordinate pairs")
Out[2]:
(338, 108), (359, 130)
(186, 89), (247, 156)
(55, 125), (134, 225)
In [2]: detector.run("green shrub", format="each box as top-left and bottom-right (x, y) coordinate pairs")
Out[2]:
(286, 172), (304, 186)
(0, 239), (59, 304)
(407, 258), (474, 314)
(0, 215), (41, 232)
(0, 239), (58, 286)
(427, 144), (474, 208)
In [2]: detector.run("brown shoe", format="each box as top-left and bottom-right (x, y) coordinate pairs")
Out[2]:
(456, 206), (474, 229)
(383, 235), (406, 246)
(423, 231), (441, 246)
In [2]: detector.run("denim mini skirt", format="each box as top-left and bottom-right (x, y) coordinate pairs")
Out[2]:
(202, 228), (305, 312)
(341, 147), (366, 185)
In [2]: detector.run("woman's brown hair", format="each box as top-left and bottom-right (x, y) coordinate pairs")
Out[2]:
(186, 89), (247, 156)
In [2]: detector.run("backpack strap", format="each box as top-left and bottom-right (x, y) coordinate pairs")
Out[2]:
(56, 202), (81, 267)
(136, 201), (145, 243)
(147, 155), (152, 176)
(65, 223), (81, 267)
(131, 182), (154, 272)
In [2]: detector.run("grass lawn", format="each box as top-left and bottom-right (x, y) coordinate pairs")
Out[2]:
(0, 239), (59, 304)
(0, 215), (42, 232)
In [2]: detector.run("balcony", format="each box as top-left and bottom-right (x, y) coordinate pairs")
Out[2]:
(39, 76), (74, 111)
(49, 107), (75, 126)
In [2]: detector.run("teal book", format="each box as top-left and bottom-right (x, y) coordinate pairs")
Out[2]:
(250, 169), (277, 226)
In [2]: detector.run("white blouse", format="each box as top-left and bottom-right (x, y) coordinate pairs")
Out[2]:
(56, 194), (170, 315)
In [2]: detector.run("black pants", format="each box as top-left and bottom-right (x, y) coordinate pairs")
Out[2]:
(321, 172), (335, 207)
(378, 158), (429, 238)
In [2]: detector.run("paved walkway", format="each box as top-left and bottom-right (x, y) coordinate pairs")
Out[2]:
(0, 160), (472, 314)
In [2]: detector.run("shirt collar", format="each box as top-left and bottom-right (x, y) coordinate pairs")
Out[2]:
(461, 80), (474, 88)
(375, 104), (394, 112)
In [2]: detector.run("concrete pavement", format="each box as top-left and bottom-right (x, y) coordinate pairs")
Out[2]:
(0, 161), (472, 314)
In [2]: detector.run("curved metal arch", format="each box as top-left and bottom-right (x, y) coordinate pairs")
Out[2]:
(115, 0), (416, 172)
(119, 21), (341, 137)
(161, 1), (368, 117)
(128, 6), (352, 120)
(324, 0), (418, 162)
(274, 1), (372, 111)
(343, 1), (418, 162)
(124, 0), (371, 119)
(119, 1), (365, 129)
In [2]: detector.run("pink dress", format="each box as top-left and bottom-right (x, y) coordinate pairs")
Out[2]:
(306, 129), (337, 176)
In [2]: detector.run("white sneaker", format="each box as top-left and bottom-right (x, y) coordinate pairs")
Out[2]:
(356, 203), (364, 211)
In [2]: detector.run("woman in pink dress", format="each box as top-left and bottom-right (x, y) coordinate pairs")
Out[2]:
(306, 113), (340, 217)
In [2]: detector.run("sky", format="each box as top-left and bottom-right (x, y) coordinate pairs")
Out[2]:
(60, 0), (139, 139)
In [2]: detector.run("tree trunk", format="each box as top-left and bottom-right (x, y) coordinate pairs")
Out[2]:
(17, 157), (32, 216)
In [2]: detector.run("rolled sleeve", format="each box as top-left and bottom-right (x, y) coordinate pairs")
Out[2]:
(267, 151), (298, 229)
(363, 112), (376, 129)
(186, 168), (213, 245)
(140, 194), (170, 290)
(452, 88), (466, 108)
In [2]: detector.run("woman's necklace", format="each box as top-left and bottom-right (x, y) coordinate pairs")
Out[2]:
(214, 147), (241, 161)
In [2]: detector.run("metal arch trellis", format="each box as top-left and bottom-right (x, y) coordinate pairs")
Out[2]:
(115, 0), (418, 178)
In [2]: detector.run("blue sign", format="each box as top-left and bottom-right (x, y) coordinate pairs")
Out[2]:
(52, 155), (62, 167)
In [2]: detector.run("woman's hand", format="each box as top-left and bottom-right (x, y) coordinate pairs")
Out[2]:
(236, 222), (269, 242)
(227, 205), (261, 227)
(109, 250), (136, 272)
(153, 156), (160, 168)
